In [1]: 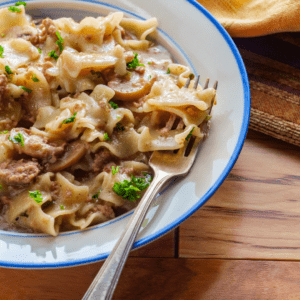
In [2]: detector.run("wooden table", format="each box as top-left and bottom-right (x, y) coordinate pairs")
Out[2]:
(1, 34), (300, 300)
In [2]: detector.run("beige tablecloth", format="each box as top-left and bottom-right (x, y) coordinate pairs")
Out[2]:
(198, 0), (300, 37)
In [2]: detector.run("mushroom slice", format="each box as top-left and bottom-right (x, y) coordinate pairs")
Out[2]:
(47, 140), (87, 172)
(107, 68), (156, 101)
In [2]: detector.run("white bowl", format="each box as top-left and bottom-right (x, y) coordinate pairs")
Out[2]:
(0, 0), (250, 268)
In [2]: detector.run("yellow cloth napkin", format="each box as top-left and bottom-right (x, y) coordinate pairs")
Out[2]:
(198, 0), (300, 37)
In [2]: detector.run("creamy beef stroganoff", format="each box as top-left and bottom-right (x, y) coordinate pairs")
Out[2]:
(0, 2), (216, 236)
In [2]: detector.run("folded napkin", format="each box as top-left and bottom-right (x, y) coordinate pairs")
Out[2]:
(198, 0), (300, 37)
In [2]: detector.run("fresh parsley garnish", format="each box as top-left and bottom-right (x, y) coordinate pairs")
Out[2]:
(112, 166), (119, 175)
(0, 46), (4, 58)
(149, 75), (151, 80)
(142, 172), (153, 182)
(0, 131), (8, 134)
(115, 123), (125, 132)
(5, 65), (13, 75)
(29, 190), (43, 204)
(185, 127), (195, 141)
(9, 132), (24, 147)
(32, 74), (39, 82)
(92, 189), (101, 199)
(61, 112), (77, 126)
(148, 61), (152, 65)
(103, 133), (110, 141)
(15, 1), (26, 6)
(8, 6), (21, 13)
(167, 68), (170, 74)
(60, 205), (65, 210)
(127, 53), (145, 69)
(112, 175), (150, 201)
(55, 31), (64, 53)
(109, 101), (118, 109)
(37, 47), (42, 54)
(205, 115), (212, 121)
(48, 50), (59, 60)
(19, 86), (32, 93)
(1, 34), (5, 38)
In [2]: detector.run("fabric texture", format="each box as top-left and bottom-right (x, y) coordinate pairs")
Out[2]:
(198, 0), (300, 37)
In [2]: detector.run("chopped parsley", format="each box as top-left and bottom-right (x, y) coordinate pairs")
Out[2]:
(148, 61), (152, 65)
(127, 53), (145, 69)
(112, 175), (150, 202)
(0, 46), (4, 58)
(0, 184), (2, 190)
(115, 123), (125, 132)
(48, 50), (59, 60)
(143, 172), (153, 182)
(103, 133), (110, 141)
(189, 73), (195, 80)
(29, 190), (43, 204)
(9, 132), (24, 147)
(61, 112), (77, 126)
(55, 31), (64, 52)
(5, 65), (13, 75)
(205, 115), (212, 121)
(15, 1), (27, 6)
(1, 34), (5, 38)
(185, 127), (195, 141)
(167, 68), (170, 74)
(19, 86), (32, 93)
(92, 190), (101, 199)
(111, 166), (119, 175)
(60, 205), (65, 210)
(149, 75), (151, 80)
(0, 131), (8, 134)
(109, 101), (118, 109)
(8, 6), (21, 13)
(31, 74), (39, 82)
(37, 47), (42, 54)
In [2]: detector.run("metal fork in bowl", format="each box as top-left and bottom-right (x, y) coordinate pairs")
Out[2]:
(82, 76), (218, 300)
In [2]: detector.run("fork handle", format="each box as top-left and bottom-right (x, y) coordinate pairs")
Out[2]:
(82, 170), (171, 300)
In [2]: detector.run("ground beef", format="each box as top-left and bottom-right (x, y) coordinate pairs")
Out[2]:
(0, 75), (8, 102)
(17, 32), (39, 45)
(0, 159), (41, 186)
(92, 149), (113, 173)
(103, 162), (117, 173)
(10, 128), (66, 160)
(38, 18), (57, 44)
(93, 204), (115, 219)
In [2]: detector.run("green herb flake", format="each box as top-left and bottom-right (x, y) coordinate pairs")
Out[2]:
(32, 74), (39, 82)
(1, 34), (5, 38)
(148, 61), (152, 65)
(9, 132), (24, 147)
(167, 68), (170, 74)
(127, 53), (145, 69)
(0, 131), (8, 134)
(37, 47), (42, 54)
(142, 172), (153, 182)
(29, 190), (43, 204)
(112, 174), (151, 201)
(61, 112), (77, 126)
(0, 46), (4, 58)
(48, 50), (59, 60)
(19, 86), (32, 93)
(8, 6), (21, 13)
(55, 31), (64, 53)
(149, 75), (151, 80)
(0, 184), (2, 190)
(117, 116), (121, 120)
(103, 133), (111, 141)
(185, 127), (195, 141)
(112, 166), (119, 175)
(115, 123), (125, 132)
(15, 1), (27, 6)
(205, 115), (212, 121)
(60, 205), (65, 210)
(109, 101), (118, 109)
(92, 189), (101, 199)
(5, 65), (13, 75)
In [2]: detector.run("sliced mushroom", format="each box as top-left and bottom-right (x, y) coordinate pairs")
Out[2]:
(107, 68), (156, 101)
(47, 140), (87, 172)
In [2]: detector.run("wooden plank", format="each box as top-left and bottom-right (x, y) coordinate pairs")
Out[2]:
(179, 136), (300, 260)
(3, 258), (300, 300)
(131, 230), (175, 257)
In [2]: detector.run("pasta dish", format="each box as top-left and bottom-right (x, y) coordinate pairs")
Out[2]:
(0, 2), (216, 236)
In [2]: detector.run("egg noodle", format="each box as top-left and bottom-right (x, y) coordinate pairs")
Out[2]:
(0, 2), (216, 236)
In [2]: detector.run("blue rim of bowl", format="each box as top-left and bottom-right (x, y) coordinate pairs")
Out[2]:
(0, 0), (250, 268)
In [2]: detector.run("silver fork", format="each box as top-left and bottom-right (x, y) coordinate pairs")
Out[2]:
(82, 76), (218, 300)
